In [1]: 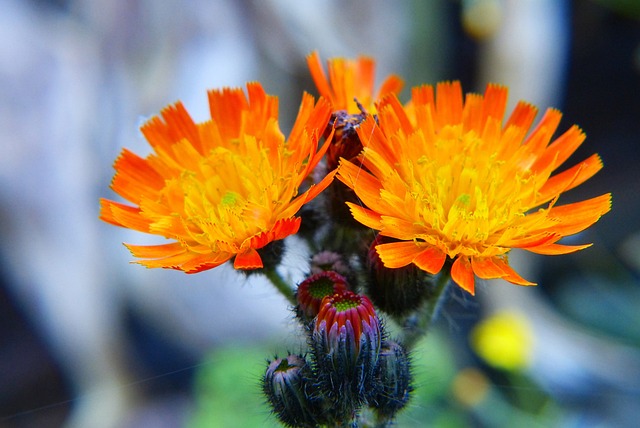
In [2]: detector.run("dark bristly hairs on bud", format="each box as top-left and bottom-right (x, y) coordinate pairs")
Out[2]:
(369, 340), (413, 421)
(263, 354), (326, 428)
(366, 234), (436, 318)
(310, 251), (351, 280)
(310, 291), (382, 422)
(310, 251), (359, 289)
(295, 271), (350, 323)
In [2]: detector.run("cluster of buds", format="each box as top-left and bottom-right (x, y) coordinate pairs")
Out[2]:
(263, 263), (413, 427)
(366, 235), (437, 317)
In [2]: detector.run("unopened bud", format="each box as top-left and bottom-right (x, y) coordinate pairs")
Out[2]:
(310, 251), (351, 279)
(370, 340), (413, 419)
(311, 291), (381, 419)
(366, 235), (435, 317)
(325, 108), (367, 171)
(263, 354), (324, 427)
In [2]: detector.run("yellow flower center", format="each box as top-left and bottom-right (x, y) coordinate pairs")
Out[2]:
(157, 139), (298, 252)
(401, 124), (537, 258)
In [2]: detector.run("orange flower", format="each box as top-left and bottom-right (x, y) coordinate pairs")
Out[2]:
(307, 52), (404, 170)
(337, 81), (611, 294)
(306, 51), (403, 114)
(100, 82), (334, 272)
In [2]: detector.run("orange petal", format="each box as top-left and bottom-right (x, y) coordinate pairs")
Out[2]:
(471, 257), (535, 286)
(283, 170), (338, 219)
(355, 56), (375, 103)
(523, 108), (562, 153)
(525, 242), (592, 255)
(413, 246), (447, 274)
(357, 115), (399, 168)
(126, 242), (186, 258)
(504, 232), (560, 249)
(481, 83), (508, 124)
(234, 248), (263, 269)
(435, 81), (463, 127)
(376, 241), (423, 268)
(411, 84), (434, 106)
(382, 94), (414, 136)
(489, 257), (536, 286)
(269, 217), (302, 242)
(244, 217), (301, 252)
(533, 125), (585, 173)
(305, 104), (333, 164)
(504, 101), (537, 133)
(140, 102), (201, 155)
(471, 257), (508, 280)
(100, 200), (150, 232)
(306, 51), (334, 102)
(207, 87), (249, 142)
(462, 93), (483, 133)
(451, 256), (475, 295)
(111, 149), (164, 203)
(133, 250), (220, 270)
(305, 168), (338, 202)
(181, 253), (231, 273)
(379, 217), (423, 240)
(346, 202), (383, 230)
(337, 159), (384, 209)
(183, 259), (227, 273)
(290, 94), (332, 164)
(377, 75), (404, 100)
(546, 193), (612, 236)
(536, 154), (603, 204)
(245, 82), (279, 136)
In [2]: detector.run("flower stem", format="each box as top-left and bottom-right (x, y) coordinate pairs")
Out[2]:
(263, 268), (297, 306)
(401, 268), (451, 349)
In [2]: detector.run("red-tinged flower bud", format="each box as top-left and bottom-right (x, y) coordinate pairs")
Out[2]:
(324, 107), (377, 234)
(296, 271), (349, 321)
(366, 234), (435, 317)
(325, 109), (368, 171)
(311, 291), (382, 420)
(263, 354), (325, 428)
(369, 340), (413, 420)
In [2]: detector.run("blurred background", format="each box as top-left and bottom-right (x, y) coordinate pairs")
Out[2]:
(0, 0), (638, 427)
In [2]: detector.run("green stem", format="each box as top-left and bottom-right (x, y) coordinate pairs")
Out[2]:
(401, 268), (451, 350)
(263, 268), (297, 306)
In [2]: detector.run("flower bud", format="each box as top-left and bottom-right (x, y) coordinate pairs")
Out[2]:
(324, 107), (377, 233)
(366, 235), (435, 317)
(263, 354), (324, 427)
(325, 109), (367, 171)
(310, 251), (351, 279)
(311, 291), (381, 419)
(370, 340), (413, 419)
(296, 271), (349, 322)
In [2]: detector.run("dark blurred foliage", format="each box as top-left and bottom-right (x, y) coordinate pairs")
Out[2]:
(540, 0), (640, 341)
(0, 260), (71, 427)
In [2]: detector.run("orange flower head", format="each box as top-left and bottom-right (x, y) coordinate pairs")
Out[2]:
(337, 81), (611, 294)
(100, 82), (334, 272)
(307, 51), (404, 170)
(306, 51), (403, 115)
